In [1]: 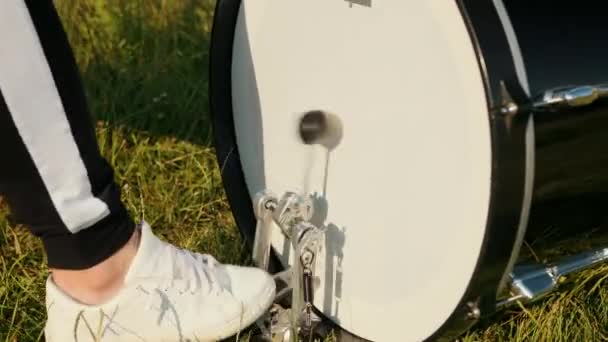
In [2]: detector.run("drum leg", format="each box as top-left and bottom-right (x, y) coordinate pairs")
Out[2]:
(497, 246), (608, 308)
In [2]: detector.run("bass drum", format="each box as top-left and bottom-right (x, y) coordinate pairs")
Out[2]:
(209, 0), (608, 341)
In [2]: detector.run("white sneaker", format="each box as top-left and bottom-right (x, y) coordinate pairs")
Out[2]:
(44, 221), (276, 342)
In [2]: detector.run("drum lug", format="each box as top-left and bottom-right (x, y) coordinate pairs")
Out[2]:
(499, 80), (519, 117)
(465, 300), (481, 321)
(496, 80), (530, 132)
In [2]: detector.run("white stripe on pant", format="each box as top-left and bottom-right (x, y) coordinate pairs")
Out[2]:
(0, 1), (110, 233)
(0, 0), (134, 270)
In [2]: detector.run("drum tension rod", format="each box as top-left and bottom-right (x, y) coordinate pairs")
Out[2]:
(252, 191), (326, 341)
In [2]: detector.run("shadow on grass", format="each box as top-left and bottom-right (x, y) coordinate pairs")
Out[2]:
(57, 0), (217, 146)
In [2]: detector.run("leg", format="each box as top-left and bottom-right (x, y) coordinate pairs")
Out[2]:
(0, 1), (275, 340)
(0, 0), (138, 305)
(0, 0), (135, 270)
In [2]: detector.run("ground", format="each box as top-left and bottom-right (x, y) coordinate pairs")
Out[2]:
(0, 1), (607, 341)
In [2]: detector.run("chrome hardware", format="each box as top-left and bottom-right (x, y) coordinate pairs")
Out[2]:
(301, 253), (315, 333)
(532, 84), (608, 111)
(256, 304), (293, 342)
(501, 102), (519, 116)
(497, 246), (608, 308)
(252, 191), (278, 270)
(252, 191), (314, 269)
(253, 191), (326, 341)
(465, 301), (481, 320)
(271, 192), (314, 236)
(499, 81), (519, 116)
(498, 81), (608, 115)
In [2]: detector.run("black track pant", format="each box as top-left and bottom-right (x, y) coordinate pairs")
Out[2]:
(0, 1), (135, 270)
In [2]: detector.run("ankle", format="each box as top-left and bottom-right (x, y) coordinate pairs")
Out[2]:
(50, 228), (140, 305)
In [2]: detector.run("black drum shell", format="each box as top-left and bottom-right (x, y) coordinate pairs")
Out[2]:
(505, 3), (608, 262)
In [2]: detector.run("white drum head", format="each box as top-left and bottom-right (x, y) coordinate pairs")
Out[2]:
(230, 1), (491, 340)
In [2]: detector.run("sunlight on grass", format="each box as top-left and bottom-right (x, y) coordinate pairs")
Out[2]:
(56, 0), (216, 145)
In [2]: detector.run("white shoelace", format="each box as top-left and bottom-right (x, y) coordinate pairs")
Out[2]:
(157, 245), (224, 297)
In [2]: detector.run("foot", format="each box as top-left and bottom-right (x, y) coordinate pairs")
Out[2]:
(49, 227), (141, 306)
(44, 222), (276, 342)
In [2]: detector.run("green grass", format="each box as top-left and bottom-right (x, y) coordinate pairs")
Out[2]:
(0, 1), (607, 341)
